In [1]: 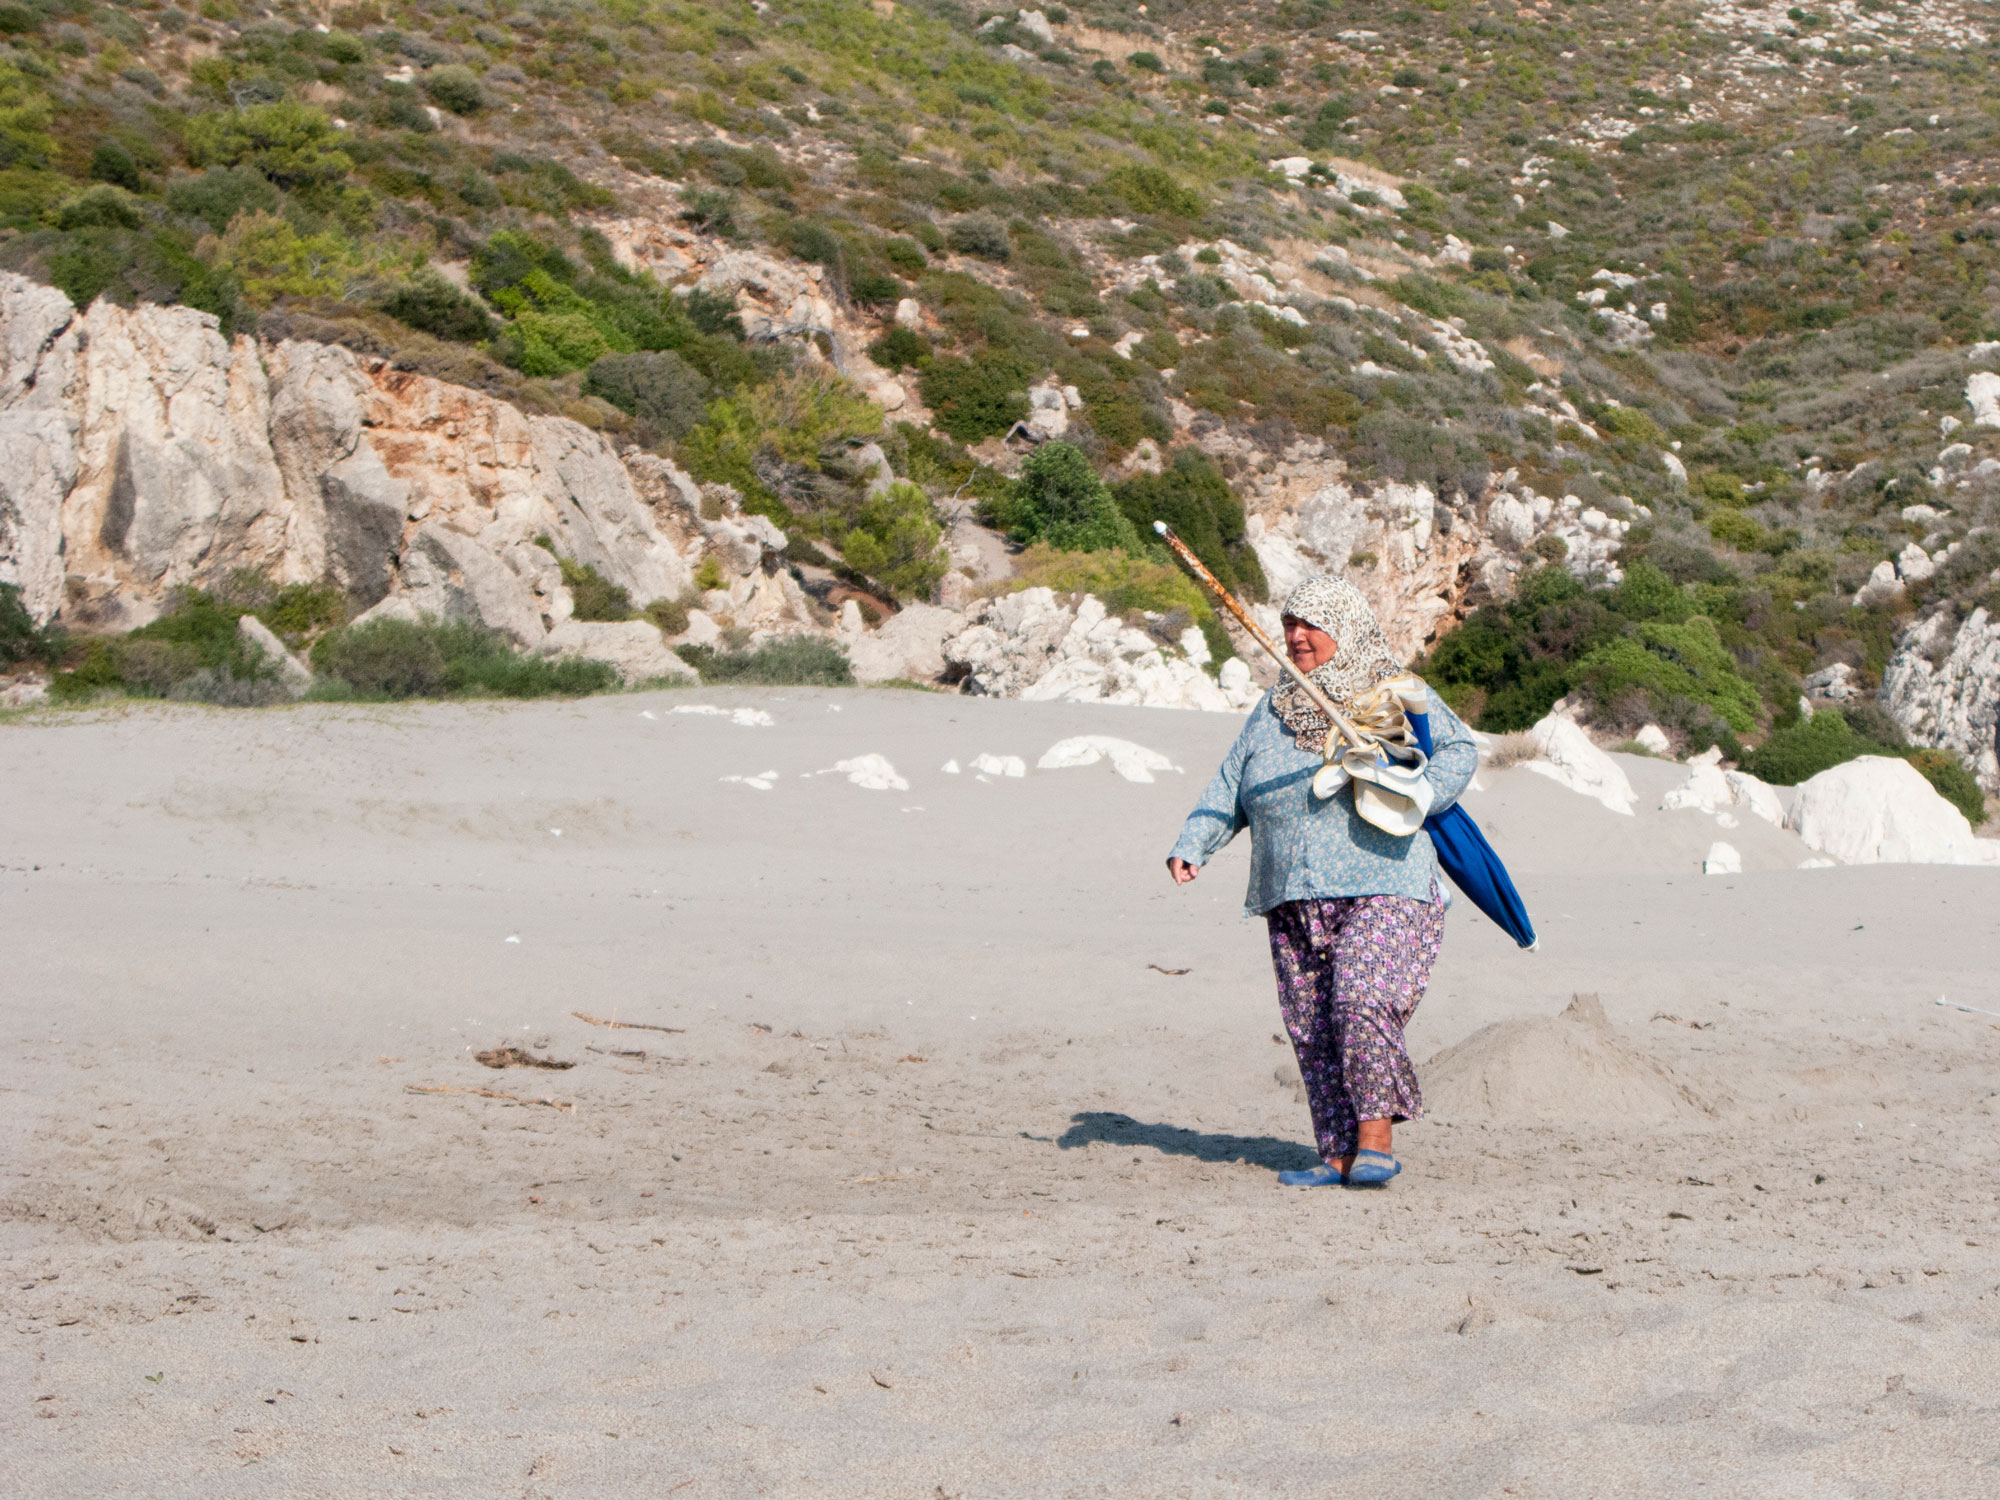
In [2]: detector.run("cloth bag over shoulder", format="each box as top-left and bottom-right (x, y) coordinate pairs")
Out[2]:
(1309, 673), (1436, 836)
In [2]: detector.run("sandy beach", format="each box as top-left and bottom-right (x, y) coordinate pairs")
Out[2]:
(4, 687), (1999, 1497)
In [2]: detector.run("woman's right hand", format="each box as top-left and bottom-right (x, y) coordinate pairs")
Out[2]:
(1166, 857), (1199, 885)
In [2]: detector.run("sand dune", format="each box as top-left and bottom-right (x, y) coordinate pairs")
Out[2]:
(3, 689), (1998, 1497)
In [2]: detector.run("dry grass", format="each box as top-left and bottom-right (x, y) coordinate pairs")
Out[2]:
(1481, 731), (1538, 769)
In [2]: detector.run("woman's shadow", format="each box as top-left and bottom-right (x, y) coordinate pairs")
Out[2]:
(1056, 1112), (1319, 1171)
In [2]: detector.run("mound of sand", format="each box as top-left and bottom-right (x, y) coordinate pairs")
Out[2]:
(1421, 993), (1709, 1125)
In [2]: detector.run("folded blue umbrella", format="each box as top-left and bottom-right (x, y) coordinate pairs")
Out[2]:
(1408, 711), (1538, 951)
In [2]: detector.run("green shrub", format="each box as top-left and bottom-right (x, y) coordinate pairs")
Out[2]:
(868, 324), (928, 371)
(46, 587), (276, 702)
(583, 350), (711, 440)
(183, 101), (353, 191)
(678, 187), (738, 238)
(919, 353), (1032, 442)
(422, 64), (485, 115)
(1106, 162), (1204, 219)
(0, 581), (61, 669)
(53, 184), (143, 231)
(839, 480), (948, 600)
(1128, 51), (1164, 73)
(644, 597), (690, 636)
(679, 368), (883, 509)
(1388, 273), (1471, 320)
(166, 165), (282, 234)
(1004, 543), (1210, 620)
(782, 218), (845, 269)
(1112, 452), (1266, 602)
(947, 213), (1011, 261)
(320, 30), (367, 65)
(559, 558), (635, 622)
(1708, 510), (1767, 551)
(678, 636), (854, 685)
(258, 583), (346, 642)
(378, 270), (496, 344)
(1906, 748), (1986, 825)
(1574, 617), (1762, 733)
(1598, 405), (1664, 445)
(683, 287), (745, 339)
(88, 140), (141, 192)
(882, 237), (928, 274)
(846, 272), (901, 308)
(1609, 560), (1695, 623)
(1741, 710), (1886, 784)
(1013, 442), (1142, 554)
(310, 617), (617, 699)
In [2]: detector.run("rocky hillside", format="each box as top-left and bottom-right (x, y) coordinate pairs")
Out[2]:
(0, 0), (1994, 802)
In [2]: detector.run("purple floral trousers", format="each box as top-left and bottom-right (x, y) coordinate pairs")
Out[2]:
(1266, 891), (1446, 1163)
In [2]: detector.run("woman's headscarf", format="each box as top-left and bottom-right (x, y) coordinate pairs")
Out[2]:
(1270, 576), (1404, 754)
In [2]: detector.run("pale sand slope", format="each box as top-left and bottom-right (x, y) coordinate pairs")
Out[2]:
(2, 690), (1998, 1499)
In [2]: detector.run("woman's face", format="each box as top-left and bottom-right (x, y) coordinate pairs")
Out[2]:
(1283, 614), (1338, 672)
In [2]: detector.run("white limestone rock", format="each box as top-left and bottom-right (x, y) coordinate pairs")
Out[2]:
(1966, 370), (2000, 428)
(236, 614), (313, 698)
(1803, 662), (1861, 702)
(370, 524), (548, 647)
(941, 588), (1254, 712)
(677, 609), (722, 649)
(1522, 711), (1637, 815)
(1786, 755), (2000, 866)
(1036, 735), (1178, 783)
(1702, 841), (1742, 875)
(842, 601), (958, 685)
(1015, 7), (1055, 45)
(1882, 606), (2000, 793)
(1723, 770), (1786, 827)
(1661, 751), (1732, 815)
(0, 274), (81, 623)
(1852, 559), (1904, 609)
(538, 620), (697, 686)
(1634, 723), (1671, 756)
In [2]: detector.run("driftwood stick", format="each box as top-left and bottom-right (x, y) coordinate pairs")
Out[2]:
(571, 1011), (685, 1034)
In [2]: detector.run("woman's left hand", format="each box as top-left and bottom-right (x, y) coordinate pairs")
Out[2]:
(1167, 857), (1199, 885)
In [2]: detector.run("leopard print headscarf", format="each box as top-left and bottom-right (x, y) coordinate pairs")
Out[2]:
(1269, 576), (1405, 754)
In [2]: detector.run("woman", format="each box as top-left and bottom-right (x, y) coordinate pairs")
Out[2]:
(1166, 577), (1477, 1187)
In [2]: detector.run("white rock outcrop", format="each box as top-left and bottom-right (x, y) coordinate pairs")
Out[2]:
(1966, 370), (2000, 428)
(1702, 841), (1741, 875)
(1659, 748), (1785, 826)
(1786, 756), (2000, 866)
(943, 589), (1259, 712)
(1882, 607), (2000, 793)
(0, 273), (812, 651)
(839, 601), (959, 685)
(1521, 711), (1637, 815)
(236, 614), (313, 698)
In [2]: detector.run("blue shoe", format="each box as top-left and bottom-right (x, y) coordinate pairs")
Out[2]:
(1277, 1162), (1347, 1187)
(1346, 1150), (1401, 1186)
